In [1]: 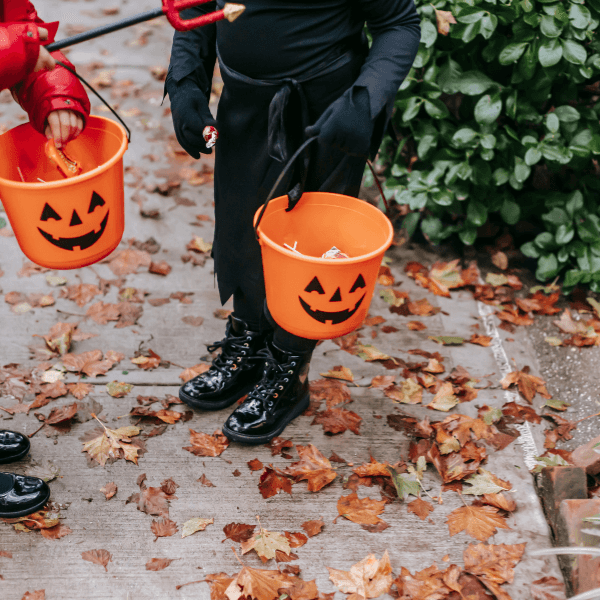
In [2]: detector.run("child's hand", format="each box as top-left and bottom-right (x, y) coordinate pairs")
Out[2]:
(45, 110), (84, 148)
(33, 29), (56, 73)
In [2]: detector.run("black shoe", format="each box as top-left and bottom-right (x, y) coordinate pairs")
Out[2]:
(222, 340), (312, 445)
(0, 473), (50, 518)
(179, 315), (273, 410)
(0, 430), (30, 464)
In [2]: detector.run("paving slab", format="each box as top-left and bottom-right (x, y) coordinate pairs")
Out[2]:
(0, 1), (565, 599)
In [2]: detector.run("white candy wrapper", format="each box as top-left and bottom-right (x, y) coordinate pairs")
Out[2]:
(203, 126), (218, 149)
(322, 246), (350, 259)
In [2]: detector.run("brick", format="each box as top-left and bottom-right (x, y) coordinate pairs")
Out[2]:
(557, 499), (600, 596)
(572, 434), (600, 476)
(538, 466), (588, 537)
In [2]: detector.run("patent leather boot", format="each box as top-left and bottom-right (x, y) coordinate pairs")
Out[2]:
(0, 473), (50, 518)
(0, 430), (30, 464)
(179, 315), (272, 410)
(222, 340), (312, 445)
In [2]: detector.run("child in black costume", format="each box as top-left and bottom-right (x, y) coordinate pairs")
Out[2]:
(166, 0), (421, 444)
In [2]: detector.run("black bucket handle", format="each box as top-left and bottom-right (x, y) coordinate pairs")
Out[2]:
(253, 136), (318, 242)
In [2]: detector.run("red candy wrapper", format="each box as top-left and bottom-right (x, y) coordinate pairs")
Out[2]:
(322, 246), (350, 259)
(203, 126), (218, 149)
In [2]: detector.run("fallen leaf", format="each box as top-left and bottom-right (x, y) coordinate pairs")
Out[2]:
(311, 408), (362, 435)
(106, 381), (133, 398)
(223, 566), (291, 600)
(328, 551), (392, 599)
(259, 467), (293, 499)
(284, 531), (308, 548)
(337, 493), (386, 525)
(45, 403), (78, 426)
(384, 379), (423, 405)
(108, 248), (151, 276)
(241, 521), (291, 563)
(39, 523), (72, 540)
(100, 482), (117, 500)
(530, 576), (567, 600)
(469, 334), (492, 347)
(248, 459), (264, 472)
(181, 517), (214, 538)
(222, 522), (256, 543)
(407, 498), (434, 521)
(179, 363), (211, 382)
(319, 365), (354, 382)
(356, 344), (390, 362)
(500, 368), (551, 403)
(151, 518), (178, 541)
(428, 382), (458, 412)
(130, 349), (162, 370)
(68, 383), (93, 400)
(447, 505), (510, 541)
(62, 350), (114, 378)
(428, 335), (465, 346)
(146, 558), (175, 571)
(81, 416), (141, 466)
(198, 474), (215, 488)
(60, 283), (101, 307)
(481, 493), (517, 513)
(309, 379), (351, 408)
(407, 321), (427, 331)
(21, 592), (45, 600)
(463, 469), (511, 496)
(81, 549), (112, 571)
(184, 429), (229, 457)
(283, 445), (337, 492)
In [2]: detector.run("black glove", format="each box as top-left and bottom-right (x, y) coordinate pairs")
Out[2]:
(305, 86), (373, 158)
(167, 75), (216, 159)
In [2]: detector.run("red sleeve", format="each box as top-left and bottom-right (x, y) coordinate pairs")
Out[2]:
(0, 23), (41, 91)
(12, 3), (91, 134)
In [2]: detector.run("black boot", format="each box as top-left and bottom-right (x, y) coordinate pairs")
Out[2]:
(0, 473), (50, 518)
(222, 340), (312, 444)
(179, 315), (273, 410)
(0, 430), (30, 464)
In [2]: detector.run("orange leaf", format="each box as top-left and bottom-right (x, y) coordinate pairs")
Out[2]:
(337, 492), (386, 525)
(81, 549), (112, 571)
(283, 444), (337, 492)
(258, 467), (292, 499)
(407, 498), (434, 521)
(447, 505), (510, 541)
(184, 429), (229, 457)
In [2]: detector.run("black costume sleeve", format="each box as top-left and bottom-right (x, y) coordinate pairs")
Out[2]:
(354, 0), (421, 143)
(166, 3), (217, 99)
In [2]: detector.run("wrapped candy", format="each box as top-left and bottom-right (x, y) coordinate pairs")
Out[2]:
(203, 126), (219, 149)
(45, 140), (82, 178)
(321, 246), (350, 259)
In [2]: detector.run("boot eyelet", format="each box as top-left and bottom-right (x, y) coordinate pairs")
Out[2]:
(273, 393), (278, 398)
(291, 362), (296, 367)
(231, 364), (237, 370)
(278, 385), (283, 390)
(237, 357), (242, 362)
(288, 370), (293, 374)
(244, 343), (249, 347)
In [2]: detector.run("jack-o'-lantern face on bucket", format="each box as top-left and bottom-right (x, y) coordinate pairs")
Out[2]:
(299, 274), (367, 324)
(37, 192), (109, 251)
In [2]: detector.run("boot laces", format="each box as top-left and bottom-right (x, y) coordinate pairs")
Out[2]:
(205, 331), (264, 377)
(247, 347), (297, 403)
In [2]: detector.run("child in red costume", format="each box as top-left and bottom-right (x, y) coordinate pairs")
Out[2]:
(0, 0), (90, 519)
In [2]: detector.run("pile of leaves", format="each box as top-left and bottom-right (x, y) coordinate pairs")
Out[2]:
(370, 0), (600, 291)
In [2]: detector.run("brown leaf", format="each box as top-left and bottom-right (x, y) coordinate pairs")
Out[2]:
(480, 493), (517, 512)
(284, 531), (308, 548)
(130, 349), (162, 370)
(179, 363), (211, 383)
(337, 493), (386, 525)
(225, 566), (291, 600)
(407, 298), (439, 316)
(531, 576), (567, 600)
(248, 458), (264, 472)
(500, 368), (551, 403)
(267, 437), (293, 456)
(370, 375), (396, 389)
(311, 408), (362, 435)
(184, 429), (229, 457)
(68, 382), (93, 400)
(283, 445), (337, 492)
(241, 523), (291, 562)
(62, 350), (116, 379)
(149, 261), (172, 276)
(45, 403), (77, 426)
(319, 365), (354, 382)
(309, 379), (351, 408)
(81, 549), (112, 571)
(108, 248), (151, 276)
(61, 283), (101, 307)
(86, 302), (121, 325)
(447, 505), (510, 541)
(146, 558), (175, 571)
(407, 321), (427, 331)
(407, 498), (434, 521)
(302, 518), (324, 538)
(469, 334), (492, 347)
(259, 467), (293, 499)
(100, 482), (117, 500)
(328, 551), (392, 599)
(21, 592), (45, 600)
(151, 518), (178, 541)
(222, 522), (256, 543)
(198, 474), (215, 488)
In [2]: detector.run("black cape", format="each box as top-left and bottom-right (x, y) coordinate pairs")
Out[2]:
(168, 0), (421, 306)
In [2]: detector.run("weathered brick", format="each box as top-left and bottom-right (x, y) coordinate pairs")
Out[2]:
(538, 466), (588, 537)
(557, 499), (600, 596)
(572, 434), (600, 476)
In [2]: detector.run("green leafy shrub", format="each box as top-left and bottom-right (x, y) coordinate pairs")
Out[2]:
(370, 0), (600, 292)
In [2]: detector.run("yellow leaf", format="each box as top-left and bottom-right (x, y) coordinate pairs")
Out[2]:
(181, 517), (214, 538)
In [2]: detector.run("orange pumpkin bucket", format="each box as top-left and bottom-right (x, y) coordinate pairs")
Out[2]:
(254, 191), (393, 340)
(0, 115), (128, 270)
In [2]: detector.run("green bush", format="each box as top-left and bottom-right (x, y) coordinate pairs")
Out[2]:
(369, 0), (600, 292)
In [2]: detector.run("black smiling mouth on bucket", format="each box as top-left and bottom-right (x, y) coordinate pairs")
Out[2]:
(299, 293), (366, 325)
(38, 212), (109, 251)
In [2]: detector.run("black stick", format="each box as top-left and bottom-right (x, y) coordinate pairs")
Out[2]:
(46, 7), (164, 52)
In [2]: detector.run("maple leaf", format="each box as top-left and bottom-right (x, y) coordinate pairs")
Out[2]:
(408, 298), (439, 316)
(259, 467), (292, 499)
(447, 505), (510, 541)
(198, 474), (216, 488)
(387, 467), (420, 501)
(285, 531), (308, 548)
(81, 415), (141, 466)
(481, 493), (517, 513)
(151, 517), (178, 541)
(100, 482), (117, 500)
(130, 349), (162, 370)
(106, 381), (134, 398)
(302, 518), (324, 538)
(86, 301), (121, 325)
(108, 248), (151, 275)
(40, 523), (72, 540)
(184, 429), (229, 457)
(283, 445), (337, 492)
(463, 542), (526, 599)
(38, 322), (76, 355)
(311, 408), (362, 435)
(81, 549), (112, 571)
(179, 363), (210, 382)
(309, 379), (351, 408)
(248, 459), (264, 472)
(68, 382), (93, 400)
(146, 558), (175, 571)
(223, 522), (256, 543)
(370, 375), (396, 389)
(319, 365), (354, 382)
(43, 403), (78, 426)
(463, 469), (512, 496)
(384, 379), (423, 405)
(353, 459), (399, 478)
(224, 566), (291, 600)
(407, 498), (434, 521)
(22, 591), (45, 600)
(337, 493), (386, 525)
(356, 344), (390, 362)
(500, 368), (551, 403)
(428, 382), (458, 412)
(241, 519), (291, 563)
(328, 551), (392, 599)
(62, 350), (112, 378)
(267, 437), (293, 456)
(181, 517), (214, 538)
(60, 283), (101, 307)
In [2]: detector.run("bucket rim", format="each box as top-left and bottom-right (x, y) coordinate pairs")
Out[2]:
(253, 192), (394, 265)
(0, 115), (128, 190)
